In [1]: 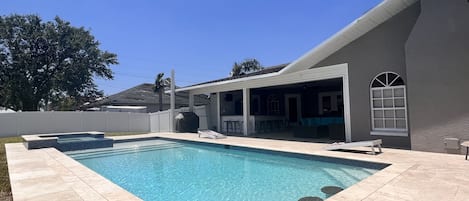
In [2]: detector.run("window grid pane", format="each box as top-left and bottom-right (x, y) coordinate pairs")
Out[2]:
(383, 89), (393, 98)
(374, 110), (384, 118)
(394, 88), (404, 97)
(383, 99), (393, 108)
(372, 90), (382, 98)
(371, 85), (407, 131)
(373, 100), (383, 108)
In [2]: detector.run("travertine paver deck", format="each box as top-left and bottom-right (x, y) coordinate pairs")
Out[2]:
(6, 143), (141, 201)
(7, 132), (469, 201)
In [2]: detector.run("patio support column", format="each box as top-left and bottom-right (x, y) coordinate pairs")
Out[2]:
(243, 88), (250, 136)
(216, 92), (221, 132)
(170, 69), (176, 132)
(188, 92), (194, 112)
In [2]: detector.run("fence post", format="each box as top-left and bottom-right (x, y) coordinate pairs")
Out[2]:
(127, 112), (131, 132)
(105, 111), (108, 132)
(81, 111), (84, 132)
(157, 112), (160, 132)
(15, 112), (19, 136)
(148, 113), (151, 133)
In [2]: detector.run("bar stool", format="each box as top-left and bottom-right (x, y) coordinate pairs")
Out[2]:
(266, 120), (273, 132)
(225, 121), (235, 133)
(255, 121), (260, 133)
(234, 121), (242, 134)
(259, 120), (267, 133)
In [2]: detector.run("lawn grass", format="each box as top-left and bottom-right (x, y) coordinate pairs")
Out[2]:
(0, 132), (148, 200)
(0, 136), (23, 201)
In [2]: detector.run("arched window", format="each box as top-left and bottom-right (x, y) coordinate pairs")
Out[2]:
(370, 72), (407, 136)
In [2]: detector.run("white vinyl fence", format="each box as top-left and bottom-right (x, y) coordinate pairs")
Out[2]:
(0, 106), (208, 137)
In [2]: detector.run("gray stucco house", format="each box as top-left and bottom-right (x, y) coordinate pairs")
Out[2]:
(176, 0), (469, 153)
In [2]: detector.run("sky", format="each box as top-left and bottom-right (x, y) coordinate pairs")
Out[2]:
(2, 0), (382, 95)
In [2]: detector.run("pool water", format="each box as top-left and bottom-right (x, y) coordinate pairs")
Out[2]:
(57, 137), (101, 143)
(66, 140), (385, 201)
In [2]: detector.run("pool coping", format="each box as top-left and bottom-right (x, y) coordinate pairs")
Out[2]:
(6, 132), (469, 200)
(22, 131), (105, 142)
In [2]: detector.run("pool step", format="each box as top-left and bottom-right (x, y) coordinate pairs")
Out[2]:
(68, 143), (184, 160)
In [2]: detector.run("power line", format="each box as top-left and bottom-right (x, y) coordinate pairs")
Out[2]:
(112, 72), (205, 85)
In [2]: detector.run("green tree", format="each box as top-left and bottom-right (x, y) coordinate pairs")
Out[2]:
(153, 73), (171, 111)
(0, 14), (118, 111)
(230, 58), (263, 77)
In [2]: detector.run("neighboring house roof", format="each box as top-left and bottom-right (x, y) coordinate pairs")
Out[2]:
(176, 0), (418, 92)
(104, 106), (147, 110)
(85, 83), (208, 108)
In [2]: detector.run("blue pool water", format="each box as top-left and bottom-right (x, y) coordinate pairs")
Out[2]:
(66, 140), (385, 201)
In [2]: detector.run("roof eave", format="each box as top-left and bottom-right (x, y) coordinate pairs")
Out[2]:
(168, 71), (281, 93)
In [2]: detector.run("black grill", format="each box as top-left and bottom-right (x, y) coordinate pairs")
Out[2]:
(175, 112), (199, 133)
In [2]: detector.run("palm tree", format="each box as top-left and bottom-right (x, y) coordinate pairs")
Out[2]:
(230, 58), (263, 77)
(153, 73), (171, 111)
(230, 62), (242, 77)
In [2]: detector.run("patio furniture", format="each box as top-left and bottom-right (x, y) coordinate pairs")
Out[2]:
(462, 141), (469, 160)
(259, 120), (268, 133)
(266, 120), (274, 132)
(198, 129), (227, 139)
(223, 120), (243, 134)
(324, 139), (383, 155)
(225, 121), (235, 133)
(233, 121), (243, 134)
(274, 119), (286, 130)
(301, 117), (344, 127)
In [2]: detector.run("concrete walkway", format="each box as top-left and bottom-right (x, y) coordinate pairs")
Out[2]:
(7, 132), (469, 201)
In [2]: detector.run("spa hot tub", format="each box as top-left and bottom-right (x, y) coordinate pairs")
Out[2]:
(22, 131), (113, 151)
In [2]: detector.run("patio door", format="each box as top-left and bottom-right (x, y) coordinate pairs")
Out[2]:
(285, 94), (301, 124)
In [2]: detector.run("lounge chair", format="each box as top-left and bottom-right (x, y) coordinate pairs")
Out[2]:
(197, 129), (227, 139)
(324, 139), (382, 155)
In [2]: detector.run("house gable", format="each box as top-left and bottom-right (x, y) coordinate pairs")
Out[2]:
(312, 2), (421, 148)
(279, 0), (418, 75)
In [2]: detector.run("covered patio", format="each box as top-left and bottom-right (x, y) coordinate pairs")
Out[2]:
(219, 78), (345, 141)
(178, 63), (352, 142)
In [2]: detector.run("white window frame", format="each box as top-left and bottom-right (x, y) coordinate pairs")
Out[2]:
(370, 72), (408, 137)
(318, 91), (342, 115)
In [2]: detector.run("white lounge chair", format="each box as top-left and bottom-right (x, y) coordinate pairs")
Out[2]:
(324, 139), (383, 155)
(198, 129), (227, 139)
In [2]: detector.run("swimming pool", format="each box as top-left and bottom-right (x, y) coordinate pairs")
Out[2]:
(66, 139), (386, 201)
